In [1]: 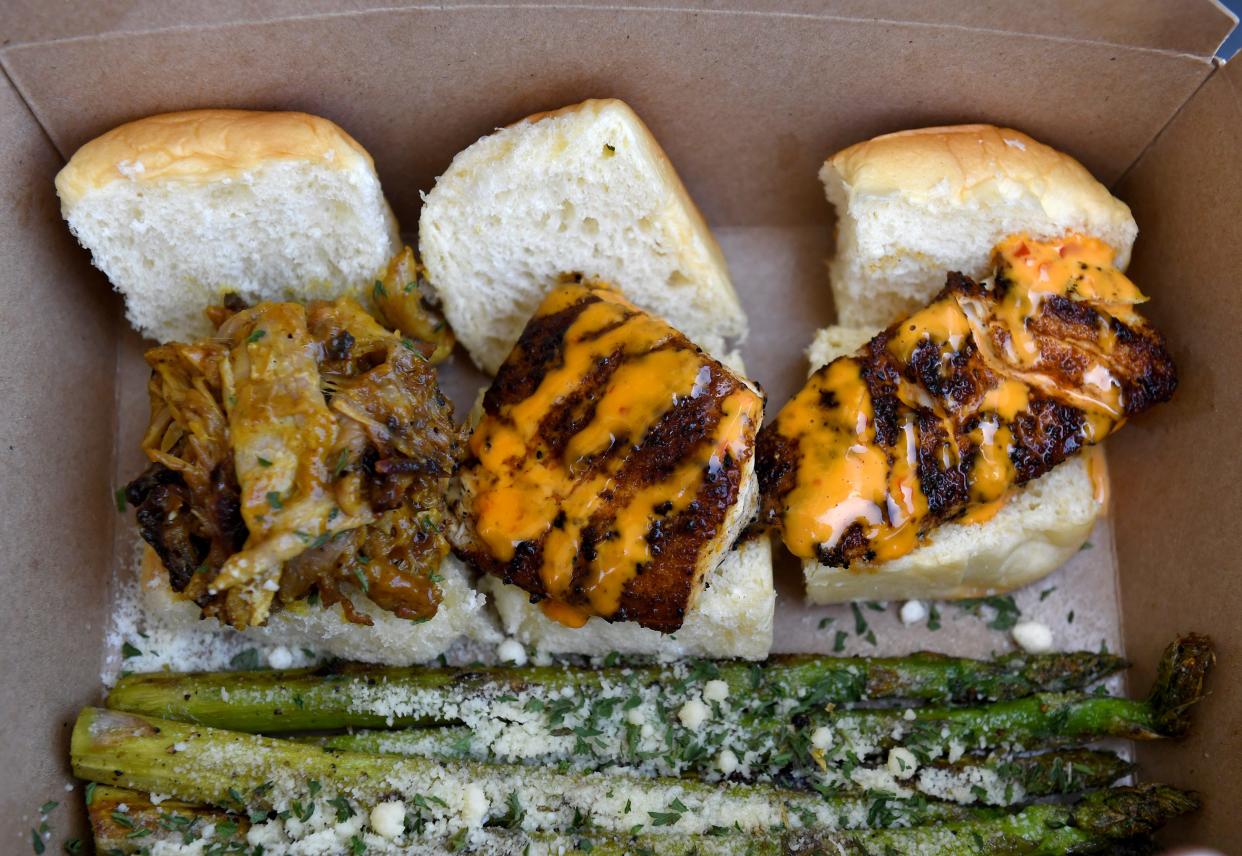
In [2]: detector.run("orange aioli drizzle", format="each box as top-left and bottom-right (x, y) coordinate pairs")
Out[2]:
(464, 284), (764, 623)
(771, 233), (1140, 564)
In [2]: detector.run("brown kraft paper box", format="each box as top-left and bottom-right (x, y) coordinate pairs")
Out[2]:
(1, 0), (1238, 846)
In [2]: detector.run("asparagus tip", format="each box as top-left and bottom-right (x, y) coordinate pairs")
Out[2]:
(1074, 783), (1202, 839)
(1148, 633), (1215, 736)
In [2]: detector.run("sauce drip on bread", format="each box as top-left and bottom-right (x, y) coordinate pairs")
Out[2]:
(757, 234), (1176, 567)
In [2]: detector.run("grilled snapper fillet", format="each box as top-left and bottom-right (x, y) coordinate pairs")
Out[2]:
(757, 234), (1177, 568)
(453, 278), (765, 633)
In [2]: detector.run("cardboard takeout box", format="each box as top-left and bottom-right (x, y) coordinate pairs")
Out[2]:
(2, 0), (1239, 846)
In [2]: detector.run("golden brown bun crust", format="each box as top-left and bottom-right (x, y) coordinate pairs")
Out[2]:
(827, 124), (1134, 258)
(56, 109), (376, 207)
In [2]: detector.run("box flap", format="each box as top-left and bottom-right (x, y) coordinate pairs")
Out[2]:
(2, 0), (1236, 58)
(1112, 58), (1242, 845)
(0, 68), (119, 850)
(0, 4), (1215, 233)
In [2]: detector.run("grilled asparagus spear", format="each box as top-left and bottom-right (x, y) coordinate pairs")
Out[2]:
(71, 708), (985, 839)
(293, 636), (1210, 782)
(104, 648), (1127, 732)
(88, 783), (1199, 855)
(323, 725), (1133, 805)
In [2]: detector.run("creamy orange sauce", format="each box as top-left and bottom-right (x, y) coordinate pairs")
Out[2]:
(464, 284), (763, 623)
(1086, 445), (1110, 510)
(769, 233), (1139, 565)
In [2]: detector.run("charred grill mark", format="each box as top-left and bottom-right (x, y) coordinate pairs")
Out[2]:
(483, 294), (601, 414)
(816, 522), (871, 568)
(914, 409), (970, 517)
(1045, 293), (1102, 329)
(859, 337), (901, 448)
(1009, 397), (1086, 484)
(1115, 326), (1179, 415)
(756, 427), (799, 529)
(534, 348), (626, 459)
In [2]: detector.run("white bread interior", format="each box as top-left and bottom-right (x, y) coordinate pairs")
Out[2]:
(56, 109), (400, 343)
(821, 125), (1138, 328)
(473, 351), (774, 660)
(139, 547), (498, 665)
(801, 327), (1101, 604)
(418, 98), (747, 374)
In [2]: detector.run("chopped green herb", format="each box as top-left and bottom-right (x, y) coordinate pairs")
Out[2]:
(334, 449), (350, 477)
(121, 642), (142, 659)
(1040, 586), (1057, 601)
(265, 491), (283, 509)
(1068, 610), (1076, 623)
(39, 801), (57, 814)
(308, 780), (322, 797)
(1080, 541), (1094, 550)
(62, 839), (82, 855)
(114, 487), (127, 512)
(373, 280), (387, 299)
(353, 567), (370, 593)
(247, 328), (267, 344)
(349, 835), (366, 855)
(229, 648), (261, 670)
(817, 616), (835, 630)
(833, 630), (848, 653)
(256, 456), (272, 467)
(865, 600), (886, 612)
(31, 829), (44, 854)
(604, 143), (616, 154)
(329, 796), (356, 823)
(404, 280), (419, 293)
(928, 602), (942, 631)
(850, 602), (869, 635)
(957, 595), (1021, 631)
(109, 810), (134, 829)
(84, 783), (97, 806)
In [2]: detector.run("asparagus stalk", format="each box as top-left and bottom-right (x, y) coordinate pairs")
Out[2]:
(784, 784), (1200, 856)
(104, 648), (1127, 733)
(88, 784), (1198, 856)
(88, 786), (249, 854)
(325, 722), (1132, 804)
(301, 637), (1207, 782)
(71, 708), (984, 840)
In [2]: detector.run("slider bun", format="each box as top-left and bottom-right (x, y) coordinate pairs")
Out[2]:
(139, 547), (498, 666)
(821, 124), (1138, 328)
(419, 98), (746, 374)
(801, 327), (1102, 604)
(56, 109), (399, 343)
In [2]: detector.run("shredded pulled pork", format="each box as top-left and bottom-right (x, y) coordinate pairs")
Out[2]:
(126, 294), (462, 630)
